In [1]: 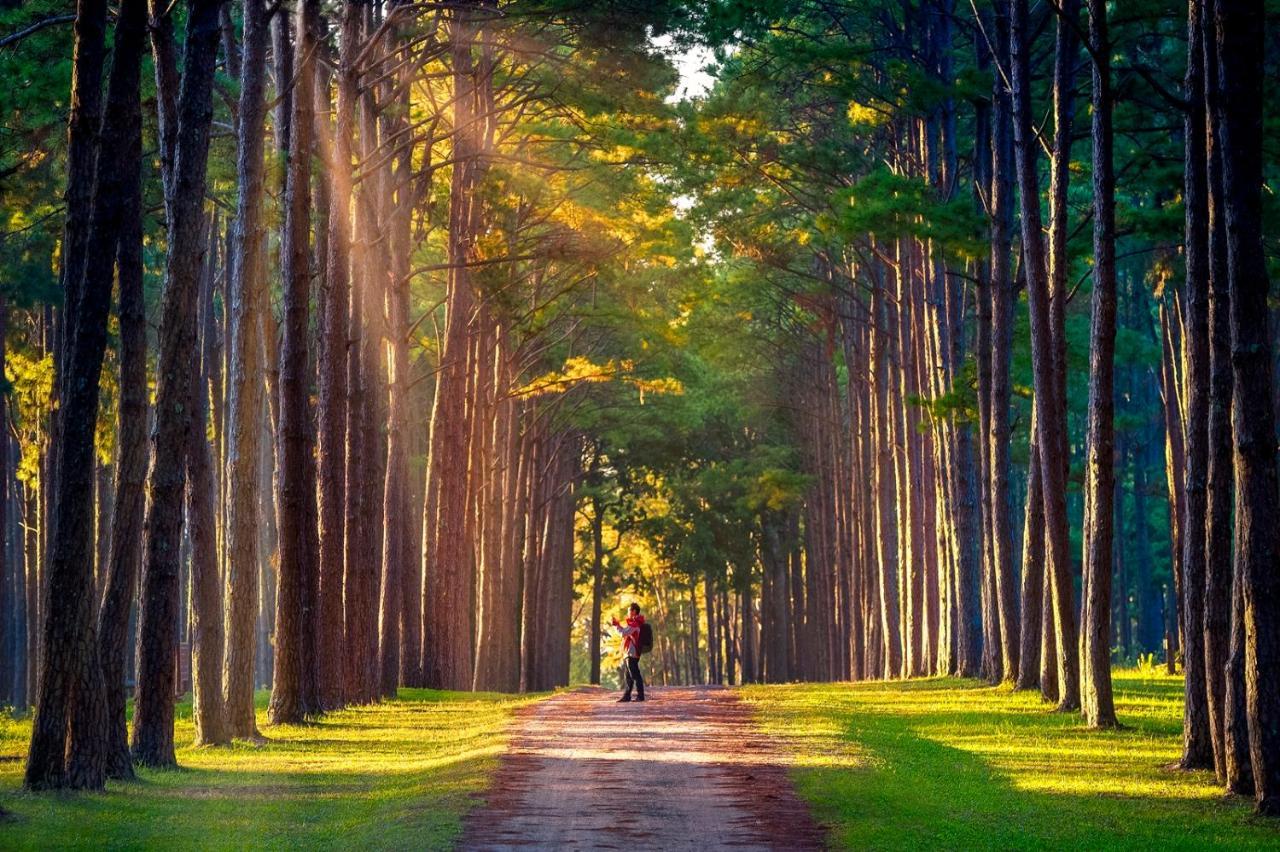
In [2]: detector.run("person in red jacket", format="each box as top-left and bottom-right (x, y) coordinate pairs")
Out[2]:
(612, 603), (646, 702)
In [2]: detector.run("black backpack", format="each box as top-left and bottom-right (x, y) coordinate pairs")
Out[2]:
(639, 622), (654, 655)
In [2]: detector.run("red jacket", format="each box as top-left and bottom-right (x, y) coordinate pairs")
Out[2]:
(621, 614), (645, 657)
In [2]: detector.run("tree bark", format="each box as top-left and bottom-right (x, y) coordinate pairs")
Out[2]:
(314, 0), (361, 710)
(1012, 0), (1079, 712)
(345, 141), (377, 703)
(269, 0), (319, 726)
(22, 0), (108, 792)
(1201, 0), (1239, 786)
(223, 0), (270, 739)
(1079, 0), (1117, 729)
(870, 268), (903, 679)
(56, 0), (107, 366)
(762, 511), (791, 683)
(40, 0), (143, 786)
(424, 0), (486, 690)
(1211, 0), (1280, 814)
(1156, 309), (1184, 663)
(1016, 406), (1044, 690)
(987, 0), (1017, 683)
(386, 117), (418, 691)
(59, 0), (146, 783)
(96, 90), (148, 772)
(589, 491), (606, 686)
(132, 0), (227, 769)
(10, 454), (25, 710)
(1177, 0), (1216, 770)
(190, 229), (229, 745)
(0, 307), (8, 704)
(379, 144), (413, 699)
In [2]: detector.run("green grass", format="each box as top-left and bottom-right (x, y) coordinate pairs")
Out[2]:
(0, 688), (543, 850)
(741, 671), (1280, 851)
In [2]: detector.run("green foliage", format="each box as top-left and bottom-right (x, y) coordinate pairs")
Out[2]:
(5, 345), (52, 486)
(1135, 653), (1162, 676)
(825, 169), (985, 263)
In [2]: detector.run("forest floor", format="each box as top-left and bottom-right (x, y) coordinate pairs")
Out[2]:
(0, 688), (541, 850)
(743, 669), (1280, 850)
(458, 685), (825, 850)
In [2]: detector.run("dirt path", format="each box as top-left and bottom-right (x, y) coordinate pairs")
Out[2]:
(459, 685), (826, 850)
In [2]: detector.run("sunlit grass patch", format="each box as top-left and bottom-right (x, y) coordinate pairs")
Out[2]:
(0, 687), (544, 850)
(741, 671), (1280, 850)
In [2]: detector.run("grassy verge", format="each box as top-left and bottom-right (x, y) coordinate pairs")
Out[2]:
(741, 671), (1280, 850)
(0, 688), (542, 850)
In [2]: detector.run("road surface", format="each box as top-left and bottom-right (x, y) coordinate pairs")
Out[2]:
(459, 685), (826, 850)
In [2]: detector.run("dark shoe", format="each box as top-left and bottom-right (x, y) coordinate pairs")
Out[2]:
(636, 696), (646, 702)
(617, 696), (632, 703)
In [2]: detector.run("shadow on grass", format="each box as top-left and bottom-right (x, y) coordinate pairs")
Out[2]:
(754, 676), (1279, 851)
(0, 690), (539, 852)
(1, 761), (488, 851)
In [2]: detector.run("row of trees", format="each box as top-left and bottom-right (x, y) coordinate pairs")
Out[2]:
(5, 0), (690, 790)
(561, 0), (1279, 817)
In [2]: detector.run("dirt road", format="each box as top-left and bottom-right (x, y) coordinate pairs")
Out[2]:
(459, 686), (826, 850)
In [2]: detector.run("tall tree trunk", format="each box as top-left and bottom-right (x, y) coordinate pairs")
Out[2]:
(424, 0), (486, 690)
(131, 0), (227, 769)
(1012, 0), (1079, 712)
(190, 235), (229, 745)
(49, 0), (140, 780)
(1179, 0), (1216, 770)
(589, 494), (606, 686)
(871, 270), (903, 679)
(379, 166), (412, 700)
(1211, 0), (1280, 814)
(893, 246), (918, 681)
(722, 586), (736, 685)
(314, 0), (359, 711)
(269, 0), (319, 726)
(1225, 547), (1256, 795)
(387, 126), (418, 692)
(517, 424), (543, 693)
(22, 0), (108, 791)
(1156, 309), (1184, 664)
(224, 0), (269, 739)
(55, 0), (108, 388)
(0, 308), (9, 704)
(740, 587), (756, 684)
(25, 482), (38, 711)
(761, 512), (791, 683)
(983, 3), (1017, 682)
(12, 459), (27, 710)
(470, 318), (516, 692)
(345, 222), (373, 701)
(1079, 0), (1117, 729)
(1202, 0), (1240, 787)
(1112, 442), (1129, 660)
(1016, 407), (1044, 690)
(50, 0), (142, 784)
(704, 574), (719, 683)
(96, 82), (147, 772)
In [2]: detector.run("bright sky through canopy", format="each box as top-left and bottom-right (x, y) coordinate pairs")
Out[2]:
(651, 32), (716, 100)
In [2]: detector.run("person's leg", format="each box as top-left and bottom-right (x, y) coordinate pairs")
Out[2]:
(620, 658), (633, 700)
(627, 655), (644, 701)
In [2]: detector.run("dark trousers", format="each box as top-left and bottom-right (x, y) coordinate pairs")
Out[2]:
(622, 655), (645, 699)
